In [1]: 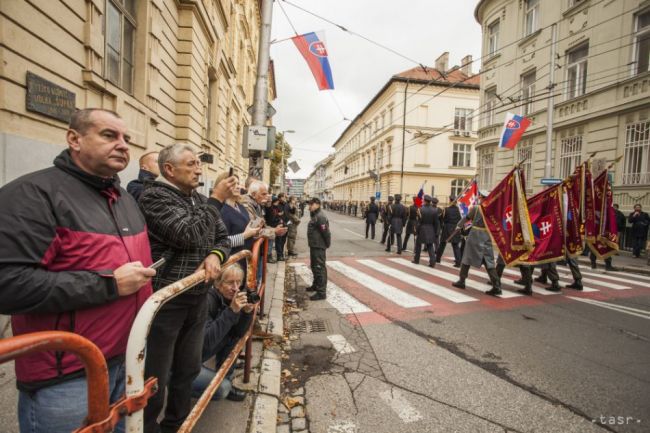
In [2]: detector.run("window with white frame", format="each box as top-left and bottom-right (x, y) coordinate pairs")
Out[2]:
(623, 121), (650, 185)
(566, 44), (588, 99)
(559, 135), (583, 178)
(634, 10), (650, 75)
(525, 0), (539, 36)
(479, 148), (495, 188)
(106, 0), (136, 93)
(521, 70), (536, 115)
(452, 143), (472, 167)
(454, 108), (473, 131)
(517, 143), (533, 192)
(488, 20), (499, 56)
(484, 88), (497, 127)
(450, 179), (469, 198)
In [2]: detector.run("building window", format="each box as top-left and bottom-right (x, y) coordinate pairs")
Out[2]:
(524, 0), (539, 36)
(566, 44), (588, 99)
(452, 143), (472, 167)
(623, 121), (650, 185)
(378, 144), (384, 167)
(106, 0), (136, 93)
(450, 179), (469, 198)
(479, 148), (495, 188)
(454, 108), (473, 132)
(517, 143), (533, 192)
(487, 20), (499, 56)
(634, 10), (650, 75)
(484, 88), (497, 127)
(559, 135), (583, 178)
(521, 70), (536, 115)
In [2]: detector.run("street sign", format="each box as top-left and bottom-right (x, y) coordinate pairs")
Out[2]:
(375, 191), (381, 199)
(540, 178), (562, 185)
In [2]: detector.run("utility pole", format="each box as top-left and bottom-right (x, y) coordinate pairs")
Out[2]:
(248, 0), (274, 180)
(544, 24), (557, 179)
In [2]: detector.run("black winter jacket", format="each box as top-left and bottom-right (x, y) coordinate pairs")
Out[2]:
(202, 290), (253, 365)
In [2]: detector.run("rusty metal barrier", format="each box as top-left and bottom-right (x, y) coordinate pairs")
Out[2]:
(126, 240), (268, 433)
(0, 331), (158, 433)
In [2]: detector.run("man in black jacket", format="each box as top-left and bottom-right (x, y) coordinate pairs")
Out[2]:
(412, 195), (440, 267)
(380, 196), (394, 244)
(385, 194), (406, 254)
(628, 204), (650, 258)
(192, 264), (253, 402)
(139, 143), (230, 433)
(437, 197), (463, 266)
(364, 196), (379, 239)
(127, 151), (160, 201)
(306, 197), (331, 301)
(402, 197), (419, 251)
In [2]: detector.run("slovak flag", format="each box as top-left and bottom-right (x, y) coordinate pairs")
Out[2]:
(499, 112), (532, 150)
(456, 180), (478, 217)
(413, 184), (425, 208)
(291, 32), (335, 91)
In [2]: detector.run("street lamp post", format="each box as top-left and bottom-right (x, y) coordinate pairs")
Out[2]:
(280, 130), (295, 193)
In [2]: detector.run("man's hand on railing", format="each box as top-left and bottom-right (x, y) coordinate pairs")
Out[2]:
(198, 254), (222, 283)
(114, 262), (156, 296)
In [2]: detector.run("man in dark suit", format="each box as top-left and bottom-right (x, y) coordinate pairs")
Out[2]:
(364, 196), (379, 239)
(385, 194), (406, 254)
(437, 196), (462, 266)
(402, 197), (419, 251)
(628, 204), (650, 258)
(380, 196), (394, 244)
(412, 195), (441, 267)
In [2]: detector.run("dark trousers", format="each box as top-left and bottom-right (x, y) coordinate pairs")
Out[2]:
(632, 236), (645, 257)
(402, 222), (416, 250)
(566, 256), (582, 281)
(437, 241), (461, 264)
(381, 222), (390, 243)
(589, 251), (612, 268)
(386, 230), (402, 253)
(275, 234), (286, 259)
(414, 241), (435, 265)
(365, 221), (376, 239)
(310, 247), (327, 295)
(144, 294), (209, 433)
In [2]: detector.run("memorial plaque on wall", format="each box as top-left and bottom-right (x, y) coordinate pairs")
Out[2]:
(25, 72), (76, 123)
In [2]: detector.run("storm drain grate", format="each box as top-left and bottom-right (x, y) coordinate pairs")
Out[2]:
(291, 319), (329, 334)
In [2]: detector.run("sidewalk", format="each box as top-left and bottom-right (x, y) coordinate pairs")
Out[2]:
(575, 250), (650, 275)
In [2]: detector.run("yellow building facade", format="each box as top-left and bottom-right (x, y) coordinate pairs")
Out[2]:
(0, 0), (274, 190)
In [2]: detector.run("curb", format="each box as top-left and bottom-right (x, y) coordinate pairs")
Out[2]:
(248, 261), (286, 433)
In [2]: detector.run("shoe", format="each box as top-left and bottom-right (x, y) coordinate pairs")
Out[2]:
(305, 286), (316, 292)
(288, 253), (298, 258)
(234, 360), (245, 369)
(411, 260), (419, 264)
(452, 280), (466, 289)
(309, 292), (327, 301)
(605, 266), (619, 272)
(397, 251), (402, 255)
(545, 283), (561, 292)
(267, 257), (277, 264)
(485, 288), (502, 296)
(453, 263), (461, 268)
(278, 256), (286, 261)
(385, 248), (390, 252)
(428, 263), (435, 268)
(436, 258), (442, 263)
(590, 263), (597, 269)
(517, 287), (533, 295)
(534, 276), (547, 284)
(513, 279), (526, 286)
(566, 281), (583, 291)
(226, 387), (247, 402)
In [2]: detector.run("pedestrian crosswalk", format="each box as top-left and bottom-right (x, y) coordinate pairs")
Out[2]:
(291, 256), (649, 320)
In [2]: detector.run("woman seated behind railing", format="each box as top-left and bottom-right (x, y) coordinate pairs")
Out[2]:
(191, 263), (255, 402)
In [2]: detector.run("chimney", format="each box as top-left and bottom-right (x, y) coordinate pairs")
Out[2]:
(461, 55), (473, 76)
(434, 52), (449, 73)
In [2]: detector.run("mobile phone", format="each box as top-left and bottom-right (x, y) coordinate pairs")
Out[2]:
(228, 167), (234, 177)
(150, 258), (166, 270)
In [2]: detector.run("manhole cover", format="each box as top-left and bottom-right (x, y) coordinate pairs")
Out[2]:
(291, 319), (330, 334)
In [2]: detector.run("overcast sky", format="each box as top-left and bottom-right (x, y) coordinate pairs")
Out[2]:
(270, 0), (483, 179)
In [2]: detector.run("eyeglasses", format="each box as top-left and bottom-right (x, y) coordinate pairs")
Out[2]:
(186, 159), (202, 169)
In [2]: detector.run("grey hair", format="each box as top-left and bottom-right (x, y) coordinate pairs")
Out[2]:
(248, 180), (268, 195)
(158, 143), (197, 177)
(216, 263), (245, 287)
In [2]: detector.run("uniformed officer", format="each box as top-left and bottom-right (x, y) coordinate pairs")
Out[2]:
(402, 197), (419, 251)
(451, 192), (502, 296)
(306, 197), (331, 301)
(286, 195), (301, 257)
(386, 194), (407, 254)
(412, 195), (441, 267)
(365, 196), (379, 239)
(380, 196), (394, 244)
(437, 196), (462, 266)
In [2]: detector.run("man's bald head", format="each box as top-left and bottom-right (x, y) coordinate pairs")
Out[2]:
(139, 151), (160, 176)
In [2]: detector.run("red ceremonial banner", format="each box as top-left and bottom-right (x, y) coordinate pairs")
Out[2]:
(514, 185), (565, 265)
(563, 164), (585, 256)
(584, 164), (597, 242)
(480, 168), (534, 265)
(587, 169), (619, 259)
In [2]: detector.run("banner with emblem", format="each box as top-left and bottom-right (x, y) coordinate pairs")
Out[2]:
(583, 163), (597, 242)
(514, 185), (565, 265)
(563, 163), (585, 256)
(587, 168), (619, 259)
(480, 168), (534, 265)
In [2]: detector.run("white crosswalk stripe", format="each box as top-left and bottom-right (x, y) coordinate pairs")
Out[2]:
(328, 261), (430, 308)
(361, 259), (478, 303)
(293, 263), (372, 314)
(499, 268), (600, 293)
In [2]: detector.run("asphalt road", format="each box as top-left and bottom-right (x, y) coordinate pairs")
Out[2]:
(286, 209), (650, 433)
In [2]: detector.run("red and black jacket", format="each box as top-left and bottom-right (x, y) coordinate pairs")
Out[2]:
(0, 150), (153, 391)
